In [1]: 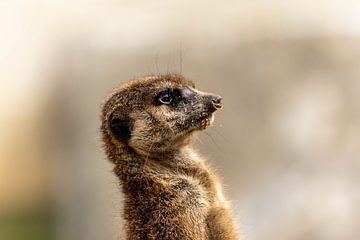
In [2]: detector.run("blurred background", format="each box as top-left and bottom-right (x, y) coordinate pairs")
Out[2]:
(1, 1), (360, 239)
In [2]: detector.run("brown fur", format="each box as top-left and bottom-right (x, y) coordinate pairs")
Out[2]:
(100, 74), (239, 239)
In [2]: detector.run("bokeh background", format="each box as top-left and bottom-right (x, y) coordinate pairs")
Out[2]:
(1, 1), (360, 240)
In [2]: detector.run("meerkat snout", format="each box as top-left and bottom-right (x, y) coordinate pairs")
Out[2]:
(203, 94), (223, 113)
(211, 95), (222, 109)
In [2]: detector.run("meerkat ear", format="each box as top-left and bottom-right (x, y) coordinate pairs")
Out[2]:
(109, 113), (133, 141)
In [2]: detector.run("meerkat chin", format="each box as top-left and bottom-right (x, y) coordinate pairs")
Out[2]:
(100, 74), (239, 240)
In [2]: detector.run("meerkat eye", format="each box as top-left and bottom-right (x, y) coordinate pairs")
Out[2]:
(159, 92), (173, 104)
(156, 90), (174, 105)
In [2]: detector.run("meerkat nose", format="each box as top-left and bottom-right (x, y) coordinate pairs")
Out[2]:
(211, 95), (223, 109)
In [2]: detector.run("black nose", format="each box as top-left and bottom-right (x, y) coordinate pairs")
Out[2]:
(211, 95), (222, 109)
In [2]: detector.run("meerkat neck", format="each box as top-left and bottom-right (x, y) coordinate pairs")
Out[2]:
(112, 144), (200, 169)
(149, 146), (203, 168)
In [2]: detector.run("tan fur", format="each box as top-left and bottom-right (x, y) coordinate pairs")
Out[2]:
(100, 74), (239, 239)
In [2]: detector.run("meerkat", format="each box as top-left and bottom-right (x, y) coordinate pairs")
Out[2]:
(101, 74), (239, 240)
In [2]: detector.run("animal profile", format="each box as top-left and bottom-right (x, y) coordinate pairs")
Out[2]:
(101, 74), (239, 240)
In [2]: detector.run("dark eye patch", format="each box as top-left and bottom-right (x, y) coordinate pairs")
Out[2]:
(172, 89), (182, 98)
(155, 88), (194, 106)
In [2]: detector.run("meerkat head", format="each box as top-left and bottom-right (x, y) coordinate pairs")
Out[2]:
(101, 74), (222, 158)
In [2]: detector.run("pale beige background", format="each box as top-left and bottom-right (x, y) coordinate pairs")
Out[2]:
(1, 1), (360, 240)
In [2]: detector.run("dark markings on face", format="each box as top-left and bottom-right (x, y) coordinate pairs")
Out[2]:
(154, 87), (197, 109)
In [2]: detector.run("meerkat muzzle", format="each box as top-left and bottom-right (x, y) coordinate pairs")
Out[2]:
(211, 95), (223, 109)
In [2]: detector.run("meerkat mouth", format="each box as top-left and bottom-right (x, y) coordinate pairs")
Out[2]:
(200, 112), (215, 129)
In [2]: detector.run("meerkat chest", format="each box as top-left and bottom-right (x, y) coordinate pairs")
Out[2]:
(154, 170), (211, 207)
(167, 163), (228, 208)
(163, 171), (227, 210)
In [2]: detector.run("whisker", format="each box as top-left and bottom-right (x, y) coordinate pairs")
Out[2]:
(145, 138), (156, 164)
(155, 53), (160, 75)
(204, 131), (223, 153)
(179, 44), (183, 75)
(210, 127), (229, 143)
(166, 58), (170, 75)
(193, 134), (204, 145)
